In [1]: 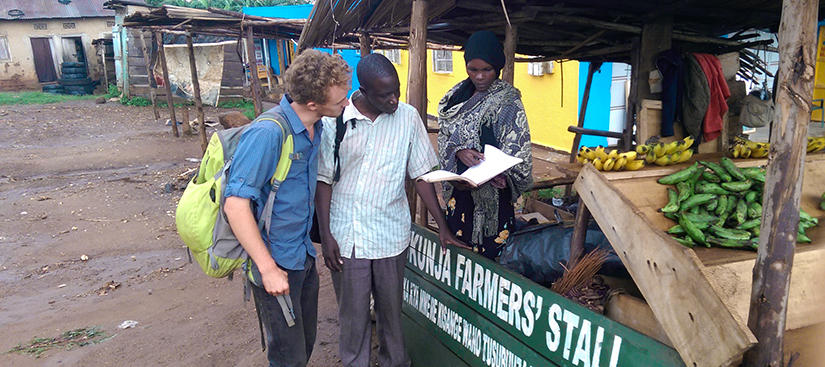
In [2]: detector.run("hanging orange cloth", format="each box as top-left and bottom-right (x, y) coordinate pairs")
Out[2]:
(692, 53), (730, 142)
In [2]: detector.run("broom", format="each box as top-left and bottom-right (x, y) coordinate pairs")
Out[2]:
(551, 248), (612, 300)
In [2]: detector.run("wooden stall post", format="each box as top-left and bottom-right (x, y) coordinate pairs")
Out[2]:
(277, 39), (286, 84)
(186, 32), (208, 153)
(359, 32), (371, 54)
(631, 18), (672, 151)
(502, 25), (517, 85)
(181, 107), (190, 135)
(139, 31), (159, 121)
(407, 0), (428, 224)
(568, 61), (601, 163)
(155, 31), (178, 138)
(245, 26), (263, 117)
(567, 199), (591, 269)
(742, 0), (817, 365)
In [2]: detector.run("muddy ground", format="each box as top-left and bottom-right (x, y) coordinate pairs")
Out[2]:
(0, 100), (345, 366)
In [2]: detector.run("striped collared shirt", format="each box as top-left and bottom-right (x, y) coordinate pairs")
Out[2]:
(318, 99), (437, 260)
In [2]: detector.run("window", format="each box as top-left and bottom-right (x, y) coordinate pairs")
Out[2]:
(63, 22), (76, 29)
(378, 49), (401, 64)
(0, 37), (10, 61)
(106, 21), (115, 27)
(527, 61), (554, 76)
(432, 50), (452, 73)
(33, 23), (47, 30)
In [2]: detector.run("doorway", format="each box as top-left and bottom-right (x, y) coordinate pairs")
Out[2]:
(30, 37), (57, 83)
(61, 36), (86, 64)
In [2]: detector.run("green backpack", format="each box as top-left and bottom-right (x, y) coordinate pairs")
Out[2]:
(175, 111), (294, 279)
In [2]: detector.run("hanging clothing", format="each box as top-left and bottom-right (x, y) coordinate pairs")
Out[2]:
(693, 53), (731, 142)
(656, 48), (684, 137)
(437, 78), (532, 255)
(680, 54), (710, 140)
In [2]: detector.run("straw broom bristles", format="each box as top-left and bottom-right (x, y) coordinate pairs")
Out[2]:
(551, 248), (612, 295)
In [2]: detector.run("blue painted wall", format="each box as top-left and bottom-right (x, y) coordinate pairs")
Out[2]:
(577, 62), (613, 149)
(243, 5), (361, 96)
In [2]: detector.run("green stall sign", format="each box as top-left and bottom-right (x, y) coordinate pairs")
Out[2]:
(402, 223), (685, 367)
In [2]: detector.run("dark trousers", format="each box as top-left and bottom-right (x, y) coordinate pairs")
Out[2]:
(334, 249), (410, 367)
(251, 255), (319, 367)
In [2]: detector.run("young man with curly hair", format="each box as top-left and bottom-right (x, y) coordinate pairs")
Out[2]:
(223, 49), (351, 367)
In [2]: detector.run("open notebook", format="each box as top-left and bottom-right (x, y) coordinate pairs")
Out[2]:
(419, 145), (523, 187)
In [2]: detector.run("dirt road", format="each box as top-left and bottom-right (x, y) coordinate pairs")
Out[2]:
(0, 100), (344, 366)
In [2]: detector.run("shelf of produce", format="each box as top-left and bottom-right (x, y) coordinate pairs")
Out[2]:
(571, 152), (825, 366)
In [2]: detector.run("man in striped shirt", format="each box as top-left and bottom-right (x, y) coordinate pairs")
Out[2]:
(315, 53), (467, 367)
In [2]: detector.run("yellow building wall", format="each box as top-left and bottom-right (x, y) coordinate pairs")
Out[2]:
(392, 49), (579, 151)
(0, 18), (112, 90)
(813, 25), (825, 122)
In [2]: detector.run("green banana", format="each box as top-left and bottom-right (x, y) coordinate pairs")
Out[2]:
(735, 198), (748, 225)
(676, 181), (693, 203)
(741, 167), (766, 183)
(744, 190), (759, 203)
(720, 180), (753, 192)
(679, 213), (708, 246)
(798, 232), (812, 243)
(679, 193), (717, 212)
(715, 195), (729, 216)
(682, 212), (718, 224)
(725, 193), (738, 215)
(701, 170), (721, 183)
(716, 212), (730, 227)
(660, 189), (680, 213)
(658, 162), (700, 185)
(700, 161), (732, 182)
(705, 199), (719, 212)
(738, 218), (762, 230)
(800, 210), (818, 225)
(750, 226), (761, 237)
(664, 212), (678, 221)
(747, 202), (762, 219)
(709, 225), (752, 241)
(672, 236), (696, 248)
(667, 225), (686, 235)
(695, 182), (732, 195)
(720, 157), (746, 181)
(708, 236), (758, 251)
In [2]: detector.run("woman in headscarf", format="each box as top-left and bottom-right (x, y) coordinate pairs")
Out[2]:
(438, 30), (533, 260)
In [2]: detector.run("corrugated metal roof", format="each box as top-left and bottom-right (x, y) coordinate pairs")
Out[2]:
(0, 0), (115, 20)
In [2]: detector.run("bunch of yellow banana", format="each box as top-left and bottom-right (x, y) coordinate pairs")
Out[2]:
(807, 136), (825, 153)
(729, 137), (769, 158)
(636, 135), (695, 166)
(576, 146), (646, 171)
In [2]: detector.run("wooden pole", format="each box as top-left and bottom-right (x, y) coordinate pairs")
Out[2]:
(407, 0), (428, 124)
(637, 18), (672, 103)
(742, 0), (817, 365)
(181, 107), (191, 135)
(568, 61), (601, 163)
(277, 39), (286, 84)
(502, 25), (517, 85)
(625, 37), (640, 150)
(359, 32), (371, 54)
(155, 31), (178, 138)
(245, 26), (263, 117)
(186, 32), (208, 153)
(139, 31), (159, 121)
(568, 199), (591, 269)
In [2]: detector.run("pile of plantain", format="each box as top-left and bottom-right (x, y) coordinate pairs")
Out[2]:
(729, 136), (770, 158)
(636, 135), (695, 166)
(657, 158), (818, 250)
(576, 146), (646, 171)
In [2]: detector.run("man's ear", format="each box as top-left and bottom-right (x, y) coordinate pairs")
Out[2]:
(358, 86), (367, 96)
(305, 100), (318, 111)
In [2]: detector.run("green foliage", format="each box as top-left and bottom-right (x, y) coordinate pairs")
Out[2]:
(121, 96), (153, 107)
(106, 84), (120, 98)
(145, 0), (309, 12)
(218, 99), (255, 119)
(5, 326), (111, 358)
(535, 187), (564, 200)
(0, 91), (96, 106)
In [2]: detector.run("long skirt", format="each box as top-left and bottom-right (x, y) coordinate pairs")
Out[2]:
(445, 186), (515, 260)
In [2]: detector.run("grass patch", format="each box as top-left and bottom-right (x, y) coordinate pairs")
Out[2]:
(121, 96), (153, 107)
(534, 187), (565, 200)
(5, 326), (113, 358)
(0, 91), (97, 106)
(218, 100), (255, 119)
(106, 84), (120, 99)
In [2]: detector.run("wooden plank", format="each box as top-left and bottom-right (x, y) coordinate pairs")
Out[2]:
(573, 164), (756, 367)
(604, 293), (672, 348)
(502, 25), (517, 85)
(245, 27), (263, 117)
(635, 99), (718, 152)
(186, 33), (208, 154)
(405, 223), (685, 367)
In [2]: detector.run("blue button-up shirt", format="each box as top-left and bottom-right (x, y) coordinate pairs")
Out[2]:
(224, 95), (320, 270)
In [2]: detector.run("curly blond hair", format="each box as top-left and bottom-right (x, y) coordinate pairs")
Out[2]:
(284, 49), (352, 105)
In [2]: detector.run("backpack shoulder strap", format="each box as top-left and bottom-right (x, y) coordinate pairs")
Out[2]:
(333, 114), (347, 182)
(251, 113), (295, 235)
